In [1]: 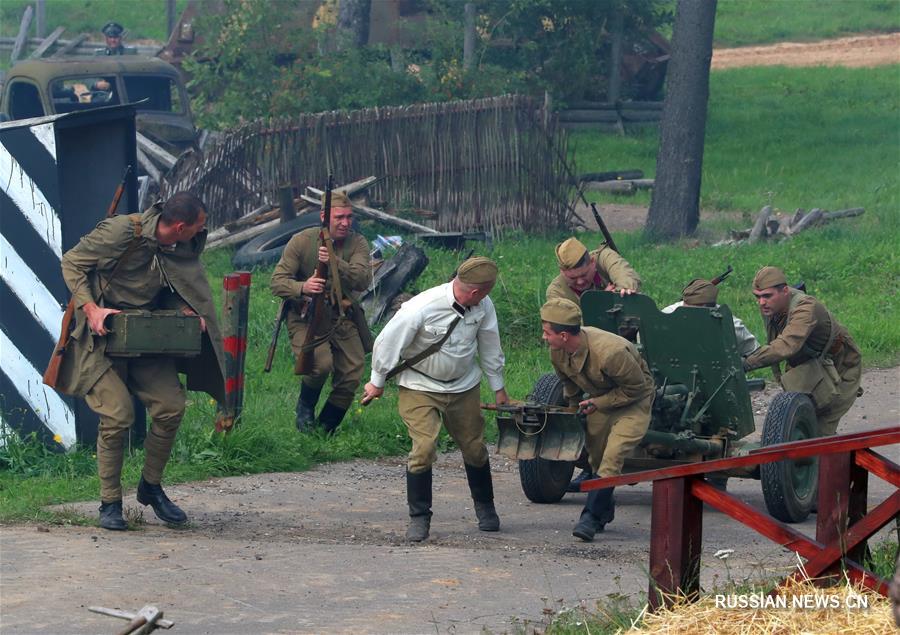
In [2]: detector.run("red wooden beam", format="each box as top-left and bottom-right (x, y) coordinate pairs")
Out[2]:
(691, 480), (890, 596)
(817, 452), (869, 571)
(649, 477), (703, 610)
(855, 449), (900, 487)
(793, 489), (900, 582)
(580, 426), (900, 492)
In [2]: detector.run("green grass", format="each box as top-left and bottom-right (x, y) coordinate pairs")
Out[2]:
(2, 52), (899, 524)
(714, 0), (900, 47)
(570, 64), (900, 369)
(0, 0), (188, 42)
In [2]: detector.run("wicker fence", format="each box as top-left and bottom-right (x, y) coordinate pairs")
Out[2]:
(165, 94), (572, 235)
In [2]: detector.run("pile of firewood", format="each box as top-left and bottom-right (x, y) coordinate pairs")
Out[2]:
(205, 176), (437, 250)
(713, 205), (865, 247)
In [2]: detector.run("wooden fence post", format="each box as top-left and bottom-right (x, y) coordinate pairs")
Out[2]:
(649, 476), (703, 610)
(817, 451), (869, 573)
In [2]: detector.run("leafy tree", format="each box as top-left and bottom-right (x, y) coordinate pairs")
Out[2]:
(185, 0), (672, 128)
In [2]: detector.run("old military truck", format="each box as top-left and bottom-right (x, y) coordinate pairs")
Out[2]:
(494, 291), (820, 523)
(0, 57), (196, 157)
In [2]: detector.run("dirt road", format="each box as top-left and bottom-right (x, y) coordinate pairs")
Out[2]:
(1, 368), (897, 634)
(712, 32), (900, 70)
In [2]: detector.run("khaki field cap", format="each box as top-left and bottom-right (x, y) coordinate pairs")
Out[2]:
(556, 237), (589, 270)
(540, 298), (582, 326)
(682, 279), (718, 305)
(329, 191), (352, 209)
(456, 256), (498, 284)
(753, 266), (788, 290)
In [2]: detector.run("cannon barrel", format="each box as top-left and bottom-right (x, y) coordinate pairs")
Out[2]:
(640, 429), (725, 456)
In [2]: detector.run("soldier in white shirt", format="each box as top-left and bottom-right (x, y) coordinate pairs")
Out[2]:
(362, 257), (509, 541)
(662, 278), (759, 358)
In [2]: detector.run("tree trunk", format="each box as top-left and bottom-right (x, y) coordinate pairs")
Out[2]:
(645, 0), (717, 240)
(338, 0), (371, 48)
(463, 3), (476, 70)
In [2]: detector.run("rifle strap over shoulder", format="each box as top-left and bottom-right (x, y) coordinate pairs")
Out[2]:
(385, 316), (462, 381)
(97, 214), (144, 302)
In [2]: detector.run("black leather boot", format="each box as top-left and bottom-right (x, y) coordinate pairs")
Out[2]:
(318, 401), (348, 436)
(295, 383), (321, 432)
(464, 461), (500, 532)
(572, 487), (615, 542)
(406, 469), (433, 542)
(567, 468), (594, 493)
(137, 476), (187, 525)
(99, 500), (127, 531)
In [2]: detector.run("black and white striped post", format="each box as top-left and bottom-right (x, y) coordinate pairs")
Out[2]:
(1, 106), (138, 449)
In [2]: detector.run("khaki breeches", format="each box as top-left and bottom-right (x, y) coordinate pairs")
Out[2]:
(85, 357), (185, 502)
(585, 394), (653, 478)
(290, 317), (365, 410)
(398, 385), (488, 474)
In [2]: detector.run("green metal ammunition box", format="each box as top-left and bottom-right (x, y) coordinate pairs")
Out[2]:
(105, 310), (202, 357)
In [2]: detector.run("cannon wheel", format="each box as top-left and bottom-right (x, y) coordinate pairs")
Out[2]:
(760, 392), (819, 523)
(518, 373), (576, 503)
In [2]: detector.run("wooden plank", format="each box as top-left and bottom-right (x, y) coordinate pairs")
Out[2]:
(691, 479), (889, 595)
(53, 33), (87, 57)
(10, 5), (34, 64)
(135, 147), (161, 185)
(581, 427), (900, 491)
(748, 205), (772, 244)
(855, 448), (900, 487)
(29, 25), (64, 59)
(823, 207), (865, 221)
(300, 193), (437, 235)
(649, 477), (703, 610)
(794, 489), (899, 583)
(816, 452), (869, 573)
(136, 132), (177, 169)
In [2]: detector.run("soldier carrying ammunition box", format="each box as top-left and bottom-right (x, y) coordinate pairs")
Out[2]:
(53, 193), (226, 531)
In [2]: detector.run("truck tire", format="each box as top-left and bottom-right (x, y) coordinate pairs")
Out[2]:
(760, 392), (819, 523)
(518, 373), (576, 504)
(231, 212), (322, 269)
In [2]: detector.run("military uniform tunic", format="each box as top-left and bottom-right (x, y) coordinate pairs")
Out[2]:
(58, 207), (225, 501)
(546, 246), (641, 303)
(551, 327), (655, 478)
(270, 227), (371, 409)
(744, 289), (861, 435)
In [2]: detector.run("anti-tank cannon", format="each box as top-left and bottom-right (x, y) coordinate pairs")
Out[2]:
(492, 291), (820, 523)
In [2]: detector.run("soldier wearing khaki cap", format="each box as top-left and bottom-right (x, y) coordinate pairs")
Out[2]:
(362, 257), (509, 541)
(744, 266), (862, 435)
(271, 190), (372, 434)
(546, 237), (641, 304)
(540, 298), (655, 542)
(662, 278), (759, 358)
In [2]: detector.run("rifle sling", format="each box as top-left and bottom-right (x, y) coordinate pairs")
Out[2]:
(385, 316), (462, 381)
(96, 214), (144, 304)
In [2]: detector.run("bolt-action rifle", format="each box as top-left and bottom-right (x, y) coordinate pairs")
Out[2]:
(711, 265), (733, 285)
(295, 174), (335, 375)
(589, 203), (619, 254)
(43, 165), (133, 388)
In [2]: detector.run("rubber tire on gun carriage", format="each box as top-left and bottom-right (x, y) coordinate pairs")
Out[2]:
(231, 213), (361, 269)
(760, 391), (820, 524)
(518, 373), (576, 504)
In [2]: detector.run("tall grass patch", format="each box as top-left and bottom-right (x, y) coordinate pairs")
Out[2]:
(714, 0), (900, 47)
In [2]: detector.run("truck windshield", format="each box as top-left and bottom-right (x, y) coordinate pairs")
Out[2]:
(49, 77), (120, 113)
(123, 75), (183, 113)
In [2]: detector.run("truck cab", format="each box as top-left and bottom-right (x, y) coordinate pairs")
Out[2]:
(1, 57), (196, 156)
